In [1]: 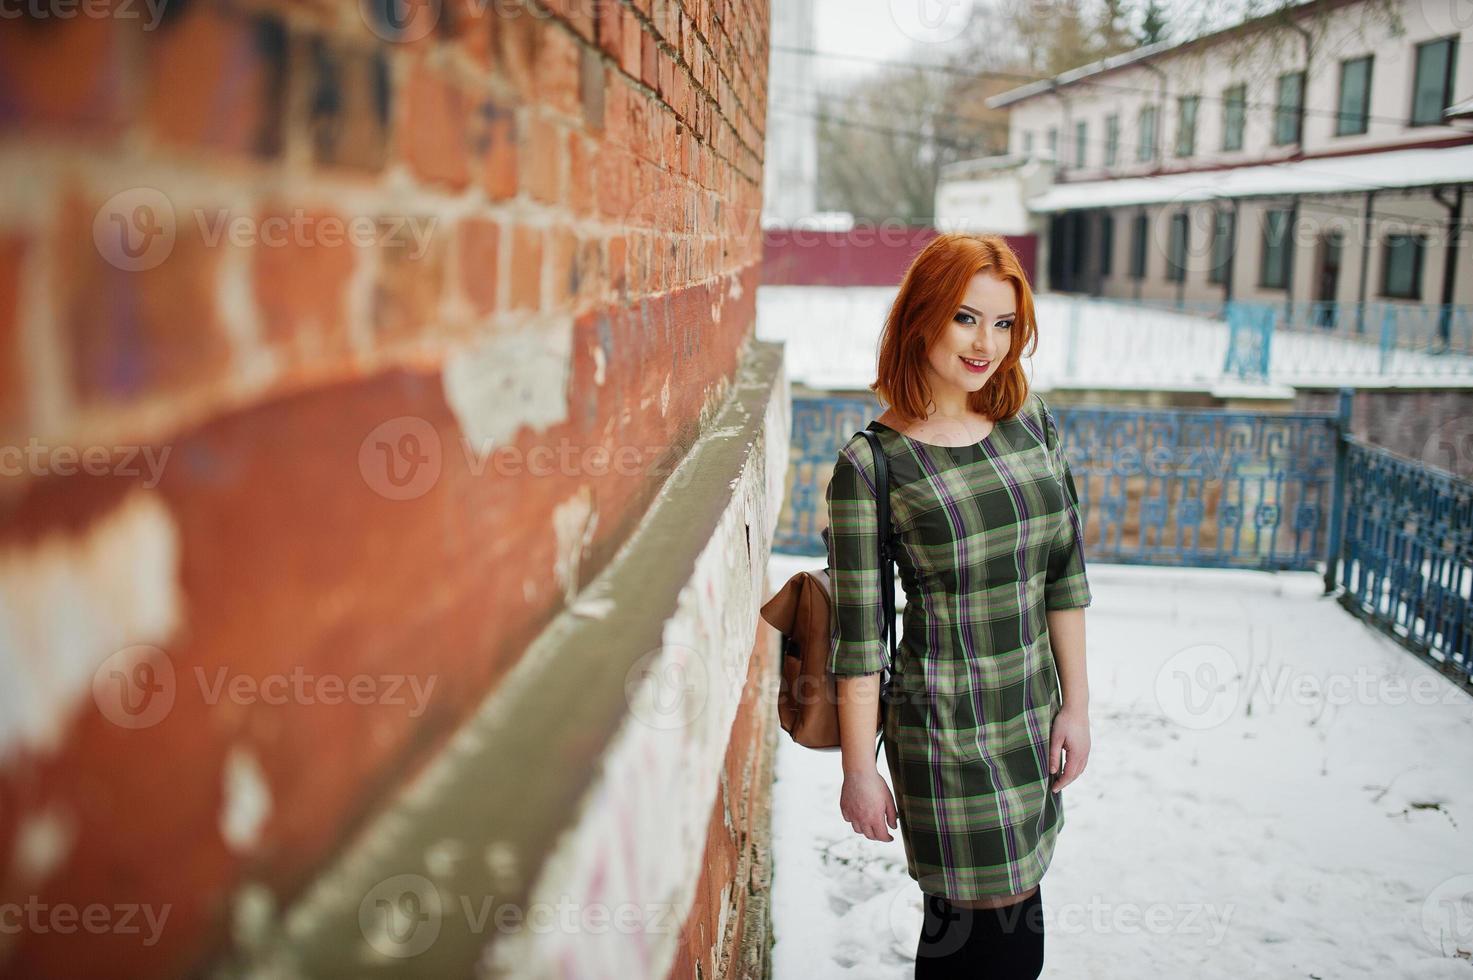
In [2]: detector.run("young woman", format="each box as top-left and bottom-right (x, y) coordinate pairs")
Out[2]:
(825, 233), (1093, 978)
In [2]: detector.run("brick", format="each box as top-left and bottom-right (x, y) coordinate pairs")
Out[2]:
(145, 8), (287, 157)
(400, 62), (471, 190)
(492, 3), (539, 99)
(621, 11), (643, 78)
(547, 227), (577, 313)
(301, 37), (391, 173)
(456, 219), (500, 316)
(580, 49), (606, 132)
(61, 191), (232, 405)
(0, 17), (123, 134)
(0, 236), (26, 437)
(524, 115), (563, 206)
(596, 1), (623, 62)
(510, 225), (542, 311)
(536, 23), (582, 118)
(568, 134), (594, 218)
(251, 207), (357, 360)
(371, 215), (447, 341)
(542, 0), (596, 40)
(609, 234), (627, 298)
(641, 31), (660, 92)
(474, 100), (519, 201)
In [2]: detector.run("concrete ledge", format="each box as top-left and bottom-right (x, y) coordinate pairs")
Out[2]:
(211, 340), (790, 979)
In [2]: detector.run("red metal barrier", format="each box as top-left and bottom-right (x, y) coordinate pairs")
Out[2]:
(761, 228), (1038, 287)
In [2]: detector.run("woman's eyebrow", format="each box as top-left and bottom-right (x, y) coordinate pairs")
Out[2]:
(959, 304), (1016, 318)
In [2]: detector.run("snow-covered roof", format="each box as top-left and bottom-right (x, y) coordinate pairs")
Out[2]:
(1025, 144), (1473, 213)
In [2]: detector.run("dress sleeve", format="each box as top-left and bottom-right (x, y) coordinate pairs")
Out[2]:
(824, 438), (890, 676)
(1041, 400), (1093, 611)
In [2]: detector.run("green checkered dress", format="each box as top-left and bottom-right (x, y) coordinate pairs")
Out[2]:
(824, 390), (1093, 900)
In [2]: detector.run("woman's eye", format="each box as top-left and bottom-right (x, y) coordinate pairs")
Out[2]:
(996, 320), (1014, 330)
(955, 312), (975, 325)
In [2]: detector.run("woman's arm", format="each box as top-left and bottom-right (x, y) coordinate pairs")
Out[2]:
(825, 440), (898, 841)
(836, 672), (896, 841)
(1041, 400), (1093, 792)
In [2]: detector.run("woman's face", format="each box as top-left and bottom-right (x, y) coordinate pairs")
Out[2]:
(923, 271), (1016, 399)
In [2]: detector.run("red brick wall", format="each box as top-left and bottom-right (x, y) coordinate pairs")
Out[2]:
(0, 1), (770, 975)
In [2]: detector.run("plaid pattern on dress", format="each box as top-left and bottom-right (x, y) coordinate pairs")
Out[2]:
(823, 390), (1092, 899)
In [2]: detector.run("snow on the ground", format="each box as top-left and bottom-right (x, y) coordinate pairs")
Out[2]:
(768, 553), (1473, 979)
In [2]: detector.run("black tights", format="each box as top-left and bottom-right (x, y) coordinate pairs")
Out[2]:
(914, 885), (1045, 979)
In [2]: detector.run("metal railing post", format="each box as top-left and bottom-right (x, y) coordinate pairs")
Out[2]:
(1323, 386), (1354, 595)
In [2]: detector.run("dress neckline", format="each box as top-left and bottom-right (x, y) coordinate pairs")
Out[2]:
(869, 416), (1006, 452)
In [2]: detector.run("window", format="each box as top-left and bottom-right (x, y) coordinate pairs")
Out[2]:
(1381, 234), (1425, 298)
(1101, 213), (1115, 276)
(1105, 114), (1119, 166)
(1259, 208), (1293, 289)
(1130, 213), (1149, 279)
(1274, 71), (1305, 145)
(1047, 126), (1058, 160)
(1336, 56), (1372, 136)
(1208, 209), (1235, 285)
(1023, 131), (1034, 156)
(1176, 95), (1199, 157)
(1411, 36), (1458, 125)
(1222, 84), (1246, 151)
(1075, 120), (1087, 167)
(1167, 212), (1190, 281)
(1138, 105), (1157, 161)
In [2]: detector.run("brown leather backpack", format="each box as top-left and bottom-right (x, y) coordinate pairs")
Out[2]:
(760, 429), (896, 756)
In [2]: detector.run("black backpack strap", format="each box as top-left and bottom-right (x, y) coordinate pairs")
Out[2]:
(858, 429), (897, 763)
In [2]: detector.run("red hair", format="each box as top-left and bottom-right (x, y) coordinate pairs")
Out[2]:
(870, 233), (1037, 424)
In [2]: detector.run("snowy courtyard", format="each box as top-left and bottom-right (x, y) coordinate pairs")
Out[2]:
(768, 554), (1473, 978)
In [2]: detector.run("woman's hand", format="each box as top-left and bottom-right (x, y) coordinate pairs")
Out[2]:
(840, 768), (898, 841)
(1048, 703), (1091, 793)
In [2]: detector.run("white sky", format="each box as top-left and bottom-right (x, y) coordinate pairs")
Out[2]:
(807, 0), (1254, 85)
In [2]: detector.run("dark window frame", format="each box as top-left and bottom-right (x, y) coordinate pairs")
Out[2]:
(1166, 212), (1190, 281)
(1176, 95), (1199, 157)
(1075, 120), (1088, 167)
(1258, 208), (1293, 289)
(1274, 71), (1305, 146)
(1104, 114), (1120, 166)
(1410, 36), (1458, 126)
(1222, 84), (1246, 151)
(1101, 213), (1115, 277)
(1335, 56), (1373, 136)
(1208, 209), (1234, 285)
(1380, 233), (1426, 299)
(1130, 212), (1149, 279)
(1137, 105), (1157, 162)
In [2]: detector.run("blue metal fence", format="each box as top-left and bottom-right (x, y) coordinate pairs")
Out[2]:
(1333, 437), (1473, 688)
(778, 390), (1473, 688)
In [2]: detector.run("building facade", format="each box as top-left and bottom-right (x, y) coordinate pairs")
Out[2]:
(980, 0), (1472, 328)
